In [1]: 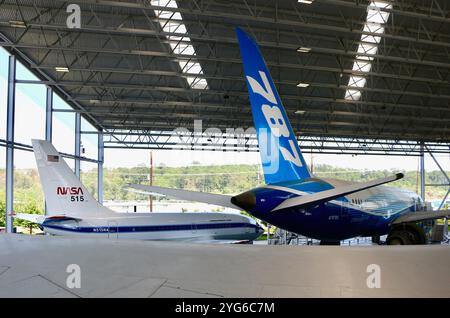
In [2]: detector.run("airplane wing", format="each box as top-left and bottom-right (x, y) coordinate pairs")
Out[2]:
(127, 184), (243, 210)
(271, 173), (404, 212)
(392, 210), (450, 224)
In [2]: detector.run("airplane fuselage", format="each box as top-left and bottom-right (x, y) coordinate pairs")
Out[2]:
(236, 178), (422, 241)
(41, 212), (263, 242)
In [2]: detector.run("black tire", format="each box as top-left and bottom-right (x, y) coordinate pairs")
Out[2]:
(408, 224), (427, 245)
(386, 230), (413, 245)
(387, 224), (427, 245)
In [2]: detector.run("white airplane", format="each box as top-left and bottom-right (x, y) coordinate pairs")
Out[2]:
(13, 139), (264, 242)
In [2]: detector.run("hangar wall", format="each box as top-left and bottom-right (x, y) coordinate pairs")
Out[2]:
(0, 48), (103, 233)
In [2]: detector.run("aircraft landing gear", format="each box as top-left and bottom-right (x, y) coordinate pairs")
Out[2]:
(386, 223), (427, 245)
(371, 236), (381, 245)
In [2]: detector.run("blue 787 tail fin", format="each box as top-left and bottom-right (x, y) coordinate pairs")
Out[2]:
(236, 27), (311, 184)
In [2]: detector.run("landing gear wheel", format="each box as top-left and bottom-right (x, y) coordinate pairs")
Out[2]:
(386, 224), (427, 245)
(386, 231), (413, 245)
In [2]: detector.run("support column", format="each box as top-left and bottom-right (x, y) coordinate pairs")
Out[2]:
(425, 145), (450, 238)
(44, 87), (53, 216)
(5, 55), (16, 233)
(74, 112), (81, 178)
(97, 130), (104, 204)
(45, 87), (53, 142)
(420, 142), (426, 202)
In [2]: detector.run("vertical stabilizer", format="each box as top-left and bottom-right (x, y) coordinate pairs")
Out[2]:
(32, 139), (110, 216)
(236, 27), (311, 184)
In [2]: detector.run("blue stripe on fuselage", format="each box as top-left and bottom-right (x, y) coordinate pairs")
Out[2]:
(43, 222), (259, 234)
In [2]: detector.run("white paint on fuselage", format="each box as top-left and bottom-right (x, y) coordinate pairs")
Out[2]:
(43, 212), (262, 241)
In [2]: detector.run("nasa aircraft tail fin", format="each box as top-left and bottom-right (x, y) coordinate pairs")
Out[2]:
(236, 27), (311, 184)
(32, 139), (110, 216)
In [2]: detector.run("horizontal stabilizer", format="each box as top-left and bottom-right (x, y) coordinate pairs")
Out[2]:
(128, 184), (242, 210)
(13, 213), (46, 224)
(392, 210), (450, 224)
(272, 173), (404, 212)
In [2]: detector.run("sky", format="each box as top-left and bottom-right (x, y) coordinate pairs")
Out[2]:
(0, 47), (449, 172)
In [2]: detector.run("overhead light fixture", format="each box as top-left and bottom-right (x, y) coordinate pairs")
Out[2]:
(89, 99), (101, 104)
(55, 67), (69, 72)
(298, 0), (314, 4)
(295, 110), (306, 115)
(297, 47), (311, 53)
(9, 20), (26, 28)
(297, 82), (310, 88)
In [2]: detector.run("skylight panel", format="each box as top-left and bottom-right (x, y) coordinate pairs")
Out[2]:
(352, 61), (372, 73)
(151, 0), (208, 89)
(345, 1), (392, 101)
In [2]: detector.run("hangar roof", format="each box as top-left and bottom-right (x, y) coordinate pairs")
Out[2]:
(1, 0), (449, 151)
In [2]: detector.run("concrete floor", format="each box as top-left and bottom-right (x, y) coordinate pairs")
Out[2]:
(0, 234), (449, 298)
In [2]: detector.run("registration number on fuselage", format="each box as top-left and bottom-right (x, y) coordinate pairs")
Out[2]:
(92, 227), (110, 233)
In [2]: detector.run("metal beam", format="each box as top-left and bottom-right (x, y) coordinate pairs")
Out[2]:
(0, 139), (100, 164)
(44, 0), (450, 47)
(97, 130), (104, 204)
(44, 86), (53, 216)
(98, 130), (450, 155)
(30, 64), (450, 87)
(420, 142), (426, 201)
(16, 79), (450, 102)
(74, 112), (81, 178)
(3, 41), (450, 70)
(54, 106), (448, 125)
(2, 19), (450, 65)
(45, 86), (53, 141)
(424, 144), (450, 212)
(5, 54), (16, 233)
(320, 0), (450, 23)
(71, 95), (450, 114)
(0, 33), (109, 132)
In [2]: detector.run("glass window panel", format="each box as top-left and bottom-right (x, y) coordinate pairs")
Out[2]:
(367, 9), (390, 24)
(345, 1), (390, 101)
(66, 158), (75, 172)
(352, 61), (372, 72)
(81, 161), (98, 200)
(363, 24), (385, 34)
(345, 89), (362, 101)
(13, 149), (45, 214)
(348, 76), (367, 88)
(16, 60), (38, 81)
(357, 43), (378, 56)
(81, 118), (98, 160)
(150, 0), (208, 90)
(0, 49), (8, 140)
(14, 84), (46, 144)
(0, 147), (5, 222)
(52, 93), (75, 155)
(53, 92), (72, 110)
